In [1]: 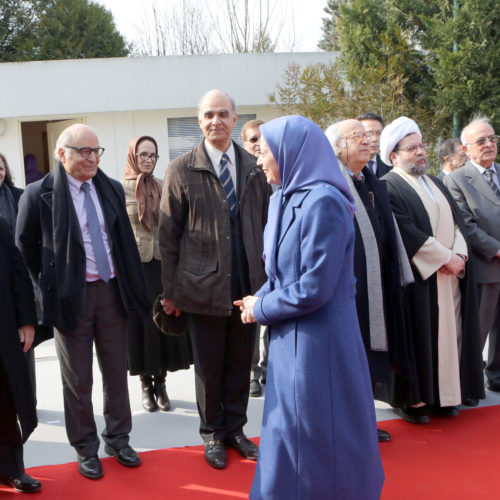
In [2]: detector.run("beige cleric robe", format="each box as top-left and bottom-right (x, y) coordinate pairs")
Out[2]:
(394, 168), (468, 406)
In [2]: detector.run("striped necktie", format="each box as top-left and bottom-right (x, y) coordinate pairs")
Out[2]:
(368, 159), (376, 174)
(219, 153), (237, 216)
(81, 182), (112, 282)
(484, 168), (500, 197)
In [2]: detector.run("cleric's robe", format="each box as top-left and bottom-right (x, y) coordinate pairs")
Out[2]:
(382, 169), (484, 406)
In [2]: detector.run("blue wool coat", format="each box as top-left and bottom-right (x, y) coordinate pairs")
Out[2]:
(250, 185), (384, 500)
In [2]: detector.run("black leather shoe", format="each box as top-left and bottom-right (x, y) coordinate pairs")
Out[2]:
(462, 398), (479, 407)
(0, 473), (42, 493)
(377, 429), (391, 442)
(225, 434), (259, 460)
(249, 379), (262, 397)
(104, 445), (141, 467)
(430, 405), (460, 417)
(78, 455), (103, 479)
(393, 406), (430, 424)
(204, 440), (227, 469)
(486, 382), (500, 392)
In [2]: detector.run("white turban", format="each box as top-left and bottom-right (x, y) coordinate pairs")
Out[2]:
(379, 116), (422, 166)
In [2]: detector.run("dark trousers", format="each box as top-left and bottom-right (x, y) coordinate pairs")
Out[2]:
(479, 283), (500, 385)
(188, 306), (256, 442)
(54, 279), (131, 458)
(251, 324), (268, 382)
(0, 361), (24, 478)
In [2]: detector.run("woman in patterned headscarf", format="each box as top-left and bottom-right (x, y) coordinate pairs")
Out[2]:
(236, 115), (384, 500)
(122, 136), (191, 413)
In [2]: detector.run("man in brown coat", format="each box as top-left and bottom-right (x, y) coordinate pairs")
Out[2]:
(159, 90), (270, 469)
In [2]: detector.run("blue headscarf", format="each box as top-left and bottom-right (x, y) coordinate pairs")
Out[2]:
(261, 115), (354, 282)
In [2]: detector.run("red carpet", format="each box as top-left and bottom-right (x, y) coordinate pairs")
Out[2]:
(2, 406), (499, 498)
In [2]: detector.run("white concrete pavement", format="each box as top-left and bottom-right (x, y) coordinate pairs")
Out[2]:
(25, 340), (500, 468)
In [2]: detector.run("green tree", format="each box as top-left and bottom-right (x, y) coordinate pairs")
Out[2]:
(317, 0), (500, 137)
(424, 0), (500, 133)
(318, 0), (347, 51)
(0, 0), (47, 61)
(37, 0), (128, 59)
(0, 0), (128, 62)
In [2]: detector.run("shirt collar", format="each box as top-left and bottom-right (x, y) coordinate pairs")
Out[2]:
(470, 160), (495, 175)
(204, 140), (236, 169)
(65, 169), (94, 193)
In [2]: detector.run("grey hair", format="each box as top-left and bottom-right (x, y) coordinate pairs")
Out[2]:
(461, 115), (491, 144)
(53, 123), (97, 161)
(197, 89), (236, 114)
(324, 121), (344, 155)
(435, 138), (462, 167)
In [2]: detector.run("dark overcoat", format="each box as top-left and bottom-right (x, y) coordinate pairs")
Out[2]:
(353, 167), (413, 386)
(0, 218), (37, 442)
(382, 171), (485, 406)
(15, 163), (150, 334)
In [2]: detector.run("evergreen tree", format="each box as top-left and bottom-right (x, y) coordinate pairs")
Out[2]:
(0, 0), (128, 62)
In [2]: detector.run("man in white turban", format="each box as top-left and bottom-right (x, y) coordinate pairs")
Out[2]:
(379, 117), (484, 423)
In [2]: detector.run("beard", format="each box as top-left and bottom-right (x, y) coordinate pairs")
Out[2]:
(399, 156), (429, 176)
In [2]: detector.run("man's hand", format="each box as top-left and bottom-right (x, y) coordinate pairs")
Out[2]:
(440, 253), (465, 275)
(160, 298), (181, 317)
(18, 325), (35, 352)
(234, 296), (258, 324)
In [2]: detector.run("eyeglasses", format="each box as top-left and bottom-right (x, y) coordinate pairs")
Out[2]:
(65, 145), (105, 158)
(137, 153), (159, 161)
(396, 143), (428, 154)
(343, 131), (374, 142)
(466, 135), (499, 147)
(245, 136), (260, 143)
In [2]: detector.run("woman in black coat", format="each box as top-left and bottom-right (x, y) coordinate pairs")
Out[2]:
(0, 217), (41, 493)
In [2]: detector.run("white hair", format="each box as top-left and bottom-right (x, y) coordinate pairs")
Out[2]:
(324, 121), (344, 154)
(461, 115), (492, 144)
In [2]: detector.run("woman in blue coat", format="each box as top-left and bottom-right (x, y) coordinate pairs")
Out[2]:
(236, 115), (384, 500)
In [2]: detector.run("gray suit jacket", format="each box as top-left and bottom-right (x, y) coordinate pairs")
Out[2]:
(444, 161), (500, 283)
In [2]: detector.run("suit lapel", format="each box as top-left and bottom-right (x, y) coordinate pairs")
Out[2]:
(278, 190), (309, 247)
(465, 162), (500, 207)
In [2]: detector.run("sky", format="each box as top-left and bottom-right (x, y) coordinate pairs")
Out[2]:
(97, 0), (328, 53)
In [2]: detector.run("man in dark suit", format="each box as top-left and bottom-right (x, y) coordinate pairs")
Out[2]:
(444, 117), (500, 392)
(0, 218), (41, 493)
(435, 138), (467, 180)
(159, 90), (270, 469)
(16, 124), (149, 480)
(356, 112), (392, 178)
(326, 119), (412, 440)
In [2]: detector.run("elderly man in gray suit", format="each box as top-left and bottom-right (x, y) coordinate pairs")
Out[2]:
(444, 116), (500, 392)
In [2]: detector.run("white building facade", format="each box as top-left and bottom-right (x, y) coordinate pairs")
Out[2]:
(0, 52), (334, 184)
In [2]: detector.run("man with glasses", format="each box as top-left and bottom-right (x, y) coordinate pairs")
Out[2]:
(435, 138), (467, 180)
(379, 117), (484, 424)
(356, 112), (392, 178)
(16, 124), (149, 480)
(444, 117), (500, 393)
(241, 119), (269, 399)
(241, 119), (264, 157)
(326, 119), (412, 442)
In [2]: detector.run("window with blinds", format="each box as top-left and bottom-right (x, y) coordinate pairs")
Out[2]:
(167, 114), (256, 161)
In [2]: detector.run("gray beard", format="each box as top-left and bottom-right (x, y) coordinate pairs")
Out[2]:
(399, 158), (429, 176)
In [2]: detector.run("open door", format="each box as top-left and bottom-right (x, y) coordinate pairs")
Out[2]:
(47, 118), (84, 171)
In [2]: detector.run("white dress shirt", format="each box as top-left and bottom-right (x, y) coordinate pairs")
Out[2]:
(204, 141), (238, 193)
